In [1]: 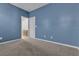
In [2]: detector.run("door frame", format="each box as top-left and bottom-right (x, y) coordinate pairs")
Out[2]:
(21, 16), (29, 39)
(28, 16), (36, 39)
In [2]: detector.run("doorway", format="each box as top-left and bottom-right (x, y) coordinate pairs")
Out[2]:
(21, 16), (36, 39)
(21, 16), (29, 39)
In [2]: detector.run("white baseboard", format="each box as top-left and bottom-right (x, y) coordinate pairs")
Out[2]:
(34, 38), (79, 49)
(0, 39), (20, 45)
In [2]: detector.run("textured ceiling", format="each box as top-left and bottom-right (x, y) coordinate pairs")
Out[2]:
(11, 3), (48, 12)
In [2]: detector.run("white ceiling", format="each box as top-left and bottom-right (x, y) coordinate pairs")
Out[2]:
(11, 3), (48, 12)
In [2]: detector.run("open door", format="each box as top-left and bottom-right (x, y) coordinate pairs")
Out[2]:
(21, 16), (29, 39)
(29, 16), (36, 39)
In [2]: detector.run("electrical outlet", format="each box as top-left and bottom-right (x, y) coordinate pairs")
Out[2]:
(0, 37), (3, 40)
(50, 36), (53, 39)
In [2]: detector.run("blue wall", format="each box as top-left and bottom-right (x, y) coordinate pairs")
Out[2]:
(30, 3), (79, 47)
(1, 3), (79, 47)
(0, 3), (28, 42)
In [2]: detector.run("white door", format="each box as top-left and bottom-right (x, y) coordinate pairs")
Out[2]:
(29, 16), (35, 38)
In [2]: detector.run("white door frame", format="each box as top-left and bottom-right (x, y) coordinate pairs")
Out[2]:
(29, 16), (36, 39)
(21, 16), (29, 39)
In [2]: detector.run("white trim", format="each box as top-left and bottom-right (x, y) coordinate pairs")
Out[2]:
(0, 39), (20, 45)
(34, 38), (79, 49)
(21, 16), (29, 39)
(29, 16), (36, 38)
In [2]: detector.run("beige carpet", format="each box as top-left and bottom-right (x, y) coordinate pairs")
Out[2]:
(0, 39), (48, 56)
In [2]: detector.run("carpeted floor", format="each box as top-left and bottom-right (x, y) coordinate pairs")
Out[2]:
(0, 39), (48, 56)
(0, 38), (78, 56)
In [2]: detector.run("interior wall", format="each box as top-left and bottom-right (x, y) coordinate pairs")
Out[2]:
(29, 3), (79, 47)
(0, 3), (29, 42)
(1, 3), (79, 47)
